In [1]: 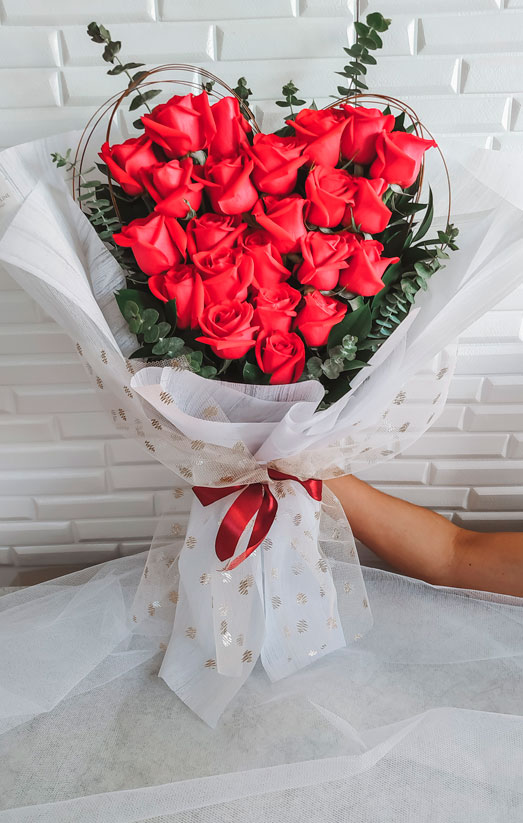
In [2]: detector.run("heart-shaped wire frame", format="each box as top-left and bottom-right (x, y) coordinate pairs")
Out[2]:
(72, 64), (451, 234)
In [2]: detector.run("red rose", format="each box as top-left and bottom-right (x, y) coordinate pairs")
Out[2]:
(340, 105), (395, 165)
(242, 230), (290, 290)
(99, 136), (158, 197)
(296, 232), (355, 291)
(370, 132), (437, 188)
(193, 246), (253, 304)
(253, 283), (302, 334)
(343, 177), (391, 235)
(142, 91), (216, 158)
(186, 214), (246, 256)
(148, 264), (204, 329)
(339, 238), (399, 296)
(208, 96), (251, 161)
(255, 331), (305, 384)
(200, 154), (259, 215)
(294, 290), (347, 347)
(288, 108), (348, 167)
(248, 133), (307, 195)
(196, 300), (258, 359)
(113, 212), (186, 276)
(305, 166), (354, 228)
(253, 195), (307, 254)
(141, 158), (203, 219)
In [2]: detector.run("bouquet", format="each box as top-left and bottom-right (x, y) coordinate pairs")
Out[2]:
(0, 12), (522, 730)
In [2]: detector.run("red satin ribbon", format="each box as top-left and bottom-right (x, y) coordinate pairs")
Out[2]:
(193, 469), (323, 571)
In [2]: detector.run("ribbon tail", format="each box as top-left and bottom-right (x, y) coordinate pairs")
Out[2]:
(226, 487), (278, 571)
(215, 484), (264, 563)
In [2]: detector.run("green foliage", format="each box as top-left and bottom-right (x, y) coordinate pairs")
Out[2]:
(87, 21), (159, 117)
(275, 81), (306, 122)
(233, 76), (252, 102)
(336, 11), (391, 95)
(51, 151), (123, 249)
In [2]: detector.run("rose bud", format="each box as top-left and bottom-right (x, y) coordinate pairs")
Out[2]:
(339, 238), (399, 296)
(148, 264), (204, 329)
(340, 105), (395, 165)
(208, 96), (252, 161)
(370, 131), (438, 188)
(113, 212), (187, 277)
(186, 214), (247, 256)
(305, 165), (355, 229)
(141, 158), (203, 219)
(99, 136), (158, 197)
(142, 91), (216, 158)
(255, 331), (306, 384)
(199, 154), (259, 215)
(242, 230), (290, 290)
(252, 195), (307, 255)
(287, 108), (348, 167)
(296, 232), (356, 291)
(193, 246), (254, 304)
(196, 300), (258, 359)
(247, 133), (307, 195)
(343, 177), (392, 235)
(253, 283), (302, 334)
(294, 290), (347, 347)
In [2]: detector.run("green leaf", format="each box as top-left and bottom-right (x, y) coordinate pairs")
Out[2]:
(141, 308), (160, 328)
(275, 100), (291, 108)
(167, 337), (186, 357)
(128, 318), (142, 334)
(367, 30), (383, 48)
(87, 22), (106, 44)
(358, 35), (378, 49)
(164, 299), (177, 327)
(133, 118), (145, 130)
(343, 359), (370, 371)
(233, 76), (253, 101)
(344, 43), (364, 57)
(412, 187), (434, 243)
(327, 304), (372, 350)
(143, 325), (159, 343)
(107, 64), (126, 75)
(114, 287), (159, 321)
(129, 89), (161, 111)
(156, 321), (171, 338)
(359, 52), (377, 65)
(132, 70), (148, 84)
(354, 21), (369, 36)
(366, 12), (391, 32)
(243, 362), (264, 384)
(200, 365), (218, 379)
(102, 40), (121, 63)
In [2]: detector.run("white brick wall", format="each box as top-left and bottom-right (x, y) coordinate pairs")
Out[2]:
(0, 0), (522, 582)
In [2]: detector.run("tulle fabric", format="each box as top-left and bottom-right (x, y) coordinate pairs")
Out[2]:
(1, 555), (522, 821)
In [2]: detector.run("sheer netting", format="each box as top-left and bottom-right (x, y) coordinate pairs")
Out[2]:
(0, 135), (522, 818)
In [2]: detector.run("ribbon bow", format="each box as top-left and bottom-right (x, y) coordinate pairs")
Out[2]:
(193, 469), (323, 571)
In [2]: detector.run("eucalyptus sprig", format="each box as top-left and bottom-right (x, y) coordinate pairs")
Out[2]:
(337, 11), (391, 95)
(51, 150), (122, 246)
(233, 76), (253, 103)
(87, 22), (161, 124)
(275, 81), (306, 121)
